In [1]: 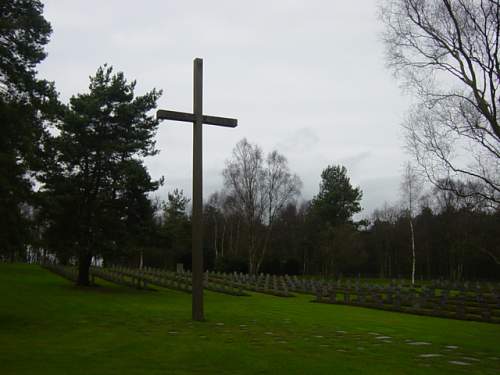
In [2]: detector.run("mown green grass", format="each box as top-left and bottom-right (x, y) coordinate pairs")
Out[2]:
(1, 263), (499, 374)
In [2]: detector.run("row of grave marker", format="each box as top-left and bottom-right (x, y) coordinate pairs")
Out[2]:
(41, 264), (499, 324)
(188, 269), (500, 323)
(108, 266), (248, 296)
(314, 286), (500, 323)
(43, 263), (96, 285)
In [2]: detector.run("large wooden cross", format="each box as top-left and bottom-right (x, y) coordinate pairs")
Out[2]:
(157, 58), (237, 321)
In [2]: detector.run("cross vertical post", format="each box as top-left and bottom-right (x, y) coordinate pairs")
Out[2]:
(156, 58), (237, 322)
(192, 58), (204, 321)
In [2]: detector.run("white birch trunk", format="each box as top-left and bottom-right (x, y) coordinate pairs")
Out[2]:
(410, 218), (415, 285)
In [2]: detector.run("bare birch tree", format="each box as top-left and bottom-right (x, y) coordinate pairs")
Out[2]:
(400, 162), (423, 285)
(223, 138), (302, 273)
(380, 0), (500, 206)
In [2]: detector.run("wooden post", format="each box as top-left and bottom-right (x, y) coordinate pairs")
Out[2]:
(192, 58), (204, 321)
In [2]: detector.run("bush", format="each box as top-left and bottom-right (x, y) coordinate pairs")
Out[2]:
(261, 257), (301, 275)
(283, 258), (301, 275)
(214, 256), (248, 273)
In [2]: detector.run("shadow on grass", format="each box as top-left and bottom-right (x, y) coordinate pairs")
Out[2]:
(61, 280), (159, 296)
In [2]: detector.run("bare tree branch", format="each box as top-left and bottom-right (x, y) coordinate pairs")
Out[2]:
(381, 0), (500, 206)
(222, 139), (302, 273)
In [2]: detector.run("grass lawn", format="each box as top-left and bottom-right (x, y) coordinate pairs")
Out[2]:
(1, 263), (499, 374)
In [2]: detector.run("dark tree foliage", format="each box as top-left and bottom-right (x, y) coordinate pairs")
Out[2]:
(202, 191), (247, 273)
(164, 189), (190, 221)
(40, 66), (161, 285)
(160, 189), (191, 269)
(114, 160), (160, 266)
(266, 203), (305, 274)
(302, 165), (363, 276)
(0, 0), (51, 93)
(0, 0), (59, 261)
(367, 204), (499, 280)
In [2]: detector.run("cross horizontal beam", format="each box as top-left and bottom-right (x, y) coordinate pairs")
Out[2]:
(157, 109), (237, 128)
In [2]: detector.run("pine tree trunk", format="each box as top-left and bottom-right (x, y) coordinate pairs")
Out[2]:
(77, 251), (92, 286)
(221, 222), (225, 257)
(235, 218), (240, 255)
(410, 219), (416, 285)
(256, 223), (274, 276)
(214, 221), (218, 259)
(388, 253), (392, 278)
(249, 252), (255, 275)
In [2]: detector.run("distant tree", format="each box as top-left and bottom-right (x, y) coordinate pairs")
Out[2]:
(371, 202), (401, 278)
(414, 202), (435, 279)
(118, 161), (161, 270)
(305, 165), (363, 276)
(223, 139), (302, 273)
(310, 165), (362, 226)
(268, 203), (304, 268)
(0, 0), (59, 260)
(163, 189), (190, 221)
(368, 192), (500, 281)
(400, 162), (423, 285)
(161, 189), (191, 268)
(223, 140), (265, 269)
(430, 180), (500, 269)
(203, 192), (226, 260)
(380, 0), (500, 206)
(203, 191), (247, 268)
(475, 210), (500, 268)
(40, 66), (161, 285)
(433, 178), (492, 212)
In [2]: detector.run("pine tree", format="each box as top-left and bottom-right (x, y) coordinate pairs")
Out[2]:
(40, 65), (161, 285)
(0, 0), (59, 260)
(311, 165), (362, 226)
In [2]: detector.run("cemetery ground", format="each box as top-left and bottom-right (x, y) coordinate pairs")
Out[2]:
(2, 264), (500, 375)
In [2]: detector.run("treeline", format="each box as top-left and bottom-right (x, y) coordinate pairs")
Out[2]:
(201, 162), (499, 281)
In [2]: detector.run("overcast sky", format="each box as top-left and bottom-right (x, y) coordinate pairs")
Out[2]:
(38, 0), (414, 218)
